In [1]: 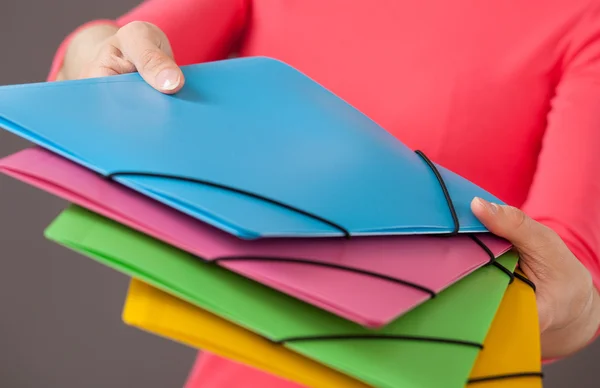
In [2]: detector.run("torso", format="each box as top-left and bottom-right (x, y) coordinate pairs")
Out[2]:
(235, 0), (589, 205)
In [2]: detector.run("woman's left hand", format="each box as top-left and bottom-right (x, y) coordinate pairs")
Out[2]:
(471, 197), (600, 359)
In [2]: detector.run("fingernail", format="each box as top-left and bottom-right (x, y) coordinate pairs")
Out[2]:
(475, 197), (498, 214)
(156, 68), (180, 91)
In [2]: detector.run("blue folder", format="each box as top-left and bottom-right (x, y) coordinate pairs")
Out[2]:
(0, 57), (503, 239)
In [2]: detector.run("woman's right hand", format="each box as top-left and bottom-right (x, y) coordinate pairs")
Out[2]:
(59, 21), (184, 94)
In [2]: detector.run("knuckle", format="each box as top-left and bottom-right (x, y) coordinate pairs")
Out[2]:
(95, 55), (120, 71)
(118, 21), (165, 43)
(534, 225), (566, 255)
(96, 43), (122, 59)
(146, 22), (167, 40)
(533, 265), (553, 282)
(80, 51), (133, 79)
(119, 21), (152, 37)
(540, 224), (560, 242)
(505, 206), (528, 230)
(138, 48), (168, 72)
(78, 62), (117, 79)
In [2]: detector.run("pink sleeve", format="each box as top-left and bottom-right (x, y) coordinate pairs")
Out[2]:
(47, 0), (250, 81)
(521, 4), (600, 351)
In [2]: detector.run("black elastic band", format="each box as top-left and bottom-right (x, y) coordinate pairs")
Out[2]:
(468, 372), (544, 384)
(468, 234), (495, 264)
(468, 234), (515, 283)
(214, 256), (436, 297)
(492, 261), (515, 283)
(415, 151), (523, 287)
(514, 271), (536, 292)
(108, 151), (457, 239)
(415, 150), (460, 236)
(276, 334), (483, 349)
(414, 151), (521, 288)
(106, 171), (351, 238)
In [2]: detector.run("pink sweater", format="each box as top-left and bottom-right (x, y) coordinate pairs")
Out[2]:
(49, 0), (600, 386)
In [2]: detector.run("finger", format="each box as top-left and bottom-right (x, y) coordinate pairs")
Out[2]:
(116, 22), (184, 94)
(78, 43), (136, 79)
(472, 197), (561, 284)
(78, 64), (118, 79)
(471, 197), (557, 254)
(80, 58), (136, 79)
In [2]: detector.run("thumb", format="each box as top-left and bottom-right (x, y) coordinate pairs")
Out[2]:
(473, 198), (597, 336)
(117, 22), (184, 94)
(471, 197), (557, 259)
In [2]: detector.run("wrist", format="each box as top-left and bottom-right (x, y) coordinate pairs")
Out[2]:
(582, 285), (600, 345)
(541, 284), (600, 359)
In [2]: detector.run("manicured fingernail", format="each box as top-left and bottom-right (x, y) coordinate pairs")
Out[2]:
(475, 197), (498, 214)
(156, 68), (180, 90)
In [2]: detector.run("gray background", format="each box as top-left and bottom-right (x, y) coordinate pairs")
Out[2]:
(0, 0), (597, 387)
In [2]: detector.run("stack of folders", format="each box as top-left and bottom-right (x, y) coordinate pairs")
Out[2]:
(0, 57), (542, 387)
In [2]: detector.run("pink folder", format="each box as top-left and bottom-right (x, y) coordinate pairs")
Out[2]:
(0, 147), (511, 327)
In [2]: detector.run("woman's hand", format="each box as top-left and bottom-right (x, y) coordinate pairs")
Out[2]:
(472, 197), (600, 359)
(58, 21), (183, 94)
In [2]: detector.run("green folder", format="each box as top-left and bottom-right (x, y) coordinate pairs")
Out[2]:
(45, 205), (518, 388)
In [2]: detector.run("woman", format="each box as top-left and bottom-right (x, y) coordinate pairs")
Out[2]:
(51, 0), (600, 385)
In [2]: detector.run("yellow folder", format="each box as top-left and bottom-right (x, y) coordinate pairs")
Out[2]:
(123, 277), (365, 388)
(122, 271), (541, 388)
(467, 270), (542, 388)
